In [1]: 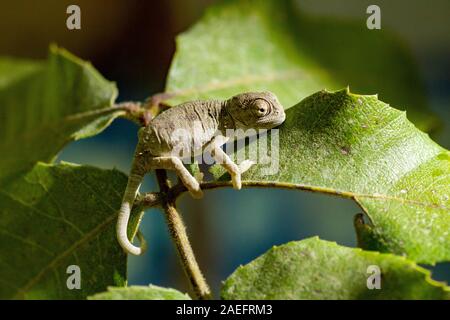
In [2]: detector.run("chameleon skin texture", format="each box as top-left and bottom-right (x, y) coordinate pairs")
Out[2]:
(138, 91), (285, 158)
(117, 91), (285, 256)
(140, 100), (227, 157)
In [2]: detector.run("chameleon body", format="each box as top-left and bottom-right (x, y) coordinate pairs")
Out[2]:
(117, 92), (286, 255)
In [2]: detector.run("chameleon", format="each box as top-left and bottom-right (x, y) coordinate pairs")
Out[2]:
(117, 91), (286, 255)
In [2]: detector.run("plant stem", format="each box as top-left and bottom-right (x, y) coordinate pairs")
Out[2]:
(155, 170), (212, 300)
(137, 180), (433, 211)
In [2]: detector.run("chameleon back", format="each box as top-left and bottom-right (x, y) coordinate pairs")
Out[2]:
(139, 100), (225, 158)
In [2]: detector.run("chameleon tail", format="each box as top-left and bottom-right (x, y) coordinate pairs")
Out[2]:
(116, 170), (147, 256)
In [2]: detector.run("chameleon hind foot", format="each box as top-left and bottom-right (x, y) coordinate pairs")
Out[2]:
(150, 156), (204, 199)
(188, 182), (204, 199)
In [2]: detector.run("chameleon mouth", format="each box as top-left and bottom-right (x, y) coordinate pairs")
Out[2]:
(274, 112), (286, 125)
(257, 112), (286, 128)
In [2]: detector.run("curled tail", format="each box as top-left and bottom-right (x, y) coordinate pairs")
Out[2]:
(116, 171), (147, 255)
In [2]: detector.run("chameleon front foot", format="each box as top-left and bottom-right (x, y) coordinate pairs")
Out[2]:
(231, 160), (255, 190)
(239, 159), (255, 173)
(188, 182), (204, 199)
(231, 173), (242, 190)
(150, 156), (204, 199)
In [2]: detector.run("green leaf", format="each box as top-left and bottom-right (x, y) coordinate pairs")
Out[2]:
(0, 162), (143, 299)
(0, 45), (121, 184)
(165, 0), (437, 132)
(221, 237), (449, 300)
(213, 89), (449, 264)
(88, 285), (191, 300)
(353, 213), (391, 253)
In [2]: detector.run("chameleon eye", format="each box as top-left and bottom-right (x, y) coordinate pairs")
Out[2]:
(252, 99), (270, 117)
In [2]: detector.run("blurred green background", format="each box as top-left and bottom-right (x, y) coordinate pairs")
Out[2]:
(1, 0), (448, 294)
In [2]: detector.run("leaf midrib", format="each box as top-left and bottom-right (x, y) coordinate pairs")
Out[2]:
(198, 180), (449, 210)
(11, 212), (117, 299)
(0, 106), (124, 149)
(166, 68), (318, 100)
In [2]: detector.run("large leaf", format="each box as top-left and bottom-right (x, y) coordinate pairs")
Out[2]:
(211, 89), (449, 264)
(88, 285), (191, 300)
(221, 237), (449, 300)
(164, 0), (437, 131)
(0, 45), (121, 184)
(0, 162), (142, 299)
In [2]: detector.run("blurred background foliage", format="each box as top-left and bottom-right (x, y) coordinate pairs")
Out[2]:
(1, 0), (448, 293)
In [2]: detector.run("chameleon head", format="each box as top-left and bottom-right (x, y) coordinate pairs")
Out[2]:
(227, 91), (286, 130)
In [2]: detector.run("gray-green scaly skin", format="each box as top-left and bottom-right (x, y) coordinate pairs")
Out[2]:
(117, 92), (285, 255)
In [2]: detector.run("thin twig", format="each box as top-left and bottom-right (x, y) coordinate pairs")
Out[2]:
(114, 101), (151, 126)
(137, 179), (445, 211)
(155, 170), (212, 300)
(169, 180), (356, 199)
(136, 180), (358, 210)
(136, 191), (162, 210)
(116, 92), (176, 127)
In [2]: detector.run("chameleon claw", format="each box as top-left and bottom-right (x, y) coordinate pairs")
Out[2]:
(232, 174), (242, 190)
(239, 160), (255, 174)
(187, 181), (203, 198)
(189, 188), (204, 199)
(231, 160), (254, 189)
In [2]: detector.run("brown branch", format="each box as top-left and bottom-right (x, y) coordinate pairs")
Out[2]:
(117, 92), (176, 127)
(136, 191), (162, 209)
(155, 169), (212, 300)
(114, 101), (152, 126)
(136, 180), (359, 211)
(137, 179), (442, 212)
(169, 180), (356, 199)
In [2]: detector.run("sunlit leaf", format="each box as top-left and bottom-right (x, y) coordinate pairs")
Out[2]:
(222, 237), (449, 299)
(165, 0), (438, 131)
(212, 89), (449, 264)
(0, 46), (121, 184)
(0, 162), (142, 299)
(88, 285), (191, 300)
